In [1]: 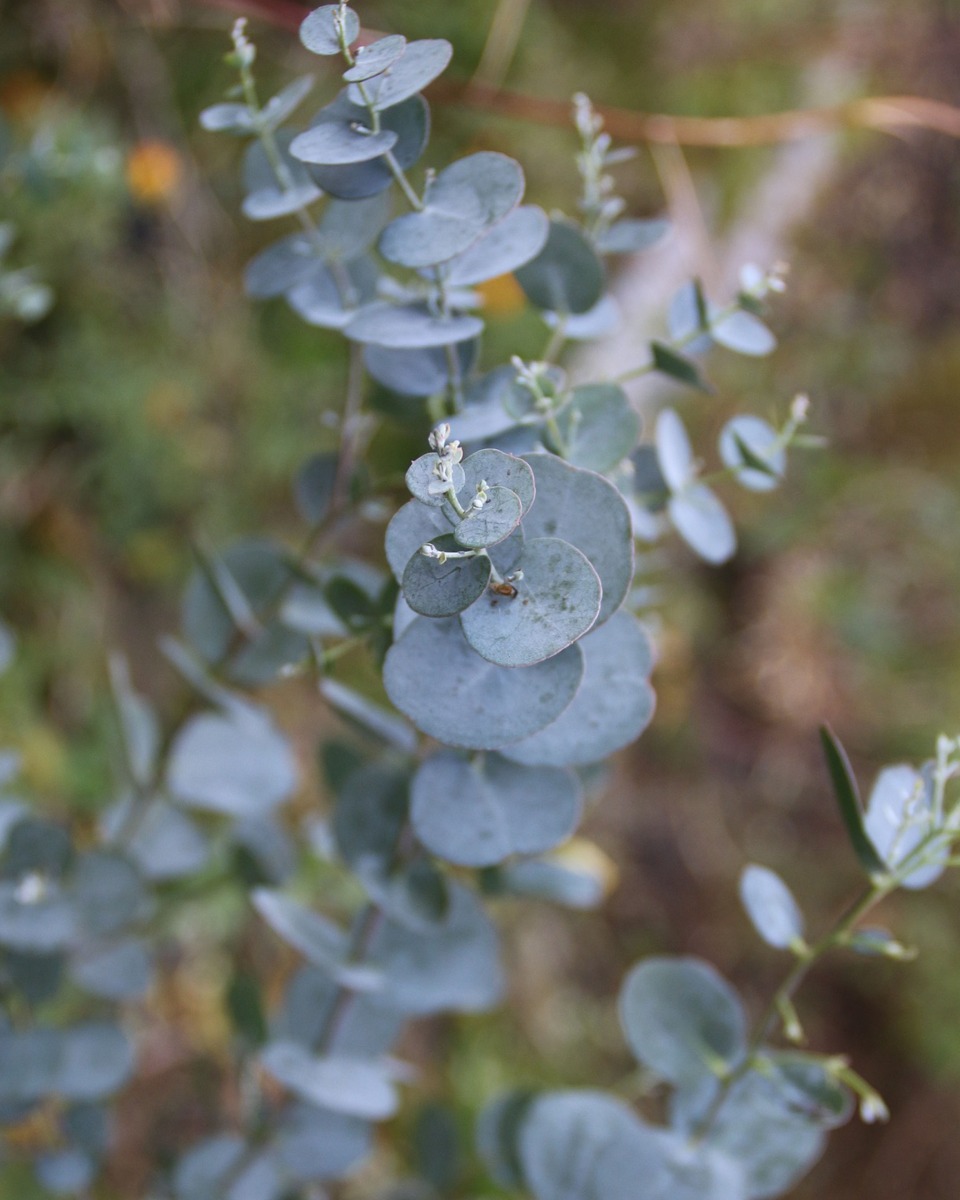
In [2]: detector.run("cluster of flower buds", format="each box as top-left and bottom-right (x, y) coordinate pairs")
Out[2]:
(426, 422), (464, 497)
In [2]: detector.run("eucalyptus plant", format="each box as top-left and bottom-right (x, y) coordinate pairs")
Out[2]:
(0, 4), (955, 1199)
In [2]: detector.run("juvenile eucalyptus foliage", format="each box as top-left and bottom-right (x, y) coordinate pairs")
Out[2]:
(0, 5), (954, 1199)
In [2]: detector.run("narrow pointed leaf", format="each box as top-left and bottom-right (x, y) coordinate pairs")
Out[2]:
(819, 726), (887, 877)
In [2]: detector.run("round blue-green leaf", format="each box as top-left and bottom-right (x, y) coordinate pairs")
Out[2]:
(454, 486), (522, 549)
(739, 865), (804, 950)
(343, 34), (406, 81)
(198, 102), (253, 135)
(519, 1091), (659, 1200)
(244, 234), (319, 299)
(499, 858), (605, 909)
(294, 452), (337, 524)
(347, 39), (452, 110)
(411, 753), (581, 866)
(0, 883), (75, 952)
(175, 1136), (245, 1200)
(58, 1023), (135, 1100)
(259, 75), (315, 131)
(460, 537), (600, 667)
(167, 712), (298, 818)
(261, 1042), (398, 1119)
(70, 937), (152, 1000)
(380, 192), (485, 270)
(596, 217), (670, 255)
(457, 448), (535, 517)
(242, 134), (321, 221)
(515, 220), (605, 315)
(287, 257), (378, 330)
(719, 415), (785, 492)
(402, 534), (491, 617)
(620, 957), (747, 1084)
(594, 1125), (745, 1200)
(371, 884), (503, 1013)
(476, 1089), (537, 1189)
(73, 849), (152, 936)
(385, 500), (453, 581)
(668, 483), (736, 564)
(100, 797), (209, 882)
(438, 152), (524, 225)
(312, 193), (392, 261)
(307, 95), (429, 200)
(556, 383), (640, 473)
(406, 454), (466, 507)
(35, 1149), (95, 1195)
(345, 303), (483, 349)
(502, 611), (654, 767)
(300, 4), (359, 55)
(865, 763), (946, 889)
(365, 338), (477, 397)
(522, 453), (634, 622)
(290, 110), (397, 166)
(445, 205), (549, 287)
(448, 366), (524, 443)
(543, 293), (621, 340)
(711, 308), (776, 357)
(768, 1052), (854, 1129)
(272, 1102), (373, 1183)
(383, 617), (583, 750)
(655, 407), (694, 491)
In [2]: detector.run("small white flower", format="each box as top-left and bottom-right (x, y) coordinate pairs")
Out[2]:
(859, 1092), (890, 1124)
(15, 872), (48, 905)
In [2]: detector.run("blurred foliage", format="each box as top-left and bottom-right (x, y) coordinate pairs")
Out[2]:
(2, 0), (960, 1196)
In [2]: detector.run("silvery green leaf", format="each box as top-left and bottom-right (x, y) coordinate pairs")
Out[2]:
(477, 1089), (537, 1189)
(347, 39), (453, 111)
(594, 1125), (746, 1200)
(294, 452), (337, 523)
(402, 534), (491, 617)
(502, 611), (654, 767)
(0, 619), (14, 673)
(522, 454), (634, 623)
(244, 234), (320, 298)
(711, 308), (776, 356)
(553, 383), (640, 473)
(719, 415), (785, 491)
(167, 712), (298, 818)
(519, 1091), (660, 1200)
(174, 1135), (245, 1200)
(406, 454), (466, 507)
(261, 1041), (399, 1119)
(454, 486), (522, 549)
(226, 1153), (284, 1200)
(345, 303), (483, 349)
(515, 220), (605, 314)
(448, 366), (523, 442)
(275, 964), (405, 1055)
(385, 500), (453, 581)
(439, 152), (525, 225)
(260, 75), (315, 130)
(619, 957), (747, 1085)
(290, 109), (398, 166)
(668, 279), (710, 344)
(287, 257), (378, 329)
(498, 858), (604, 909)
(457, 448), (535, 517)
(596, 217), (670, 254)
(411, 752), (581, 867)
(320, 678), (418, 753)
(314, 193), (393, 261)
(307, 95), (429, 200)
(73, 850), (152, 935)
(199, 102), (254, 134)
(344, 34), (407, 81)
(460, 536), (601, 667)
(35, 1148), (94, 1195)
(100, 797), (209, 881)
(652, 341), (713, 392)
(767, 1052), (854, 1128)
(542, 293), (621, 340)
(69, 937), (152, 1000)
(700, 1069), (826, 1198)
(366, 338), (477, 397)
(739, 865), (804, 950)
(360, 857), (452, 934)
(444, 205), (549, 286)
(272, 1102), (373, 1182)
(668, 484), (736, 564)
(371, 883), (503, 1013)
(655, 407), (694, 491)
(384, 617), (583, 749)
(393, 592), (418, 639)
(300, 5), (360, 55)
(57, 1023), (135, 1100)
(3, 816), (71, 878)
(0, 1027), (61, 1100)
(233, 816), (296, 884)
(253, 888), (377, 990)
(865, 763), (946, 889)
(0, 883), (75, 952)
(380, 191), (486, 270)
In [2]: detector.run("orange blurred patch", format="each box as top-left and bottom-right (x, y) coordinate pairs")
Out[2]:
(477, 272), (527, 317)
(126, 140), (183, 205)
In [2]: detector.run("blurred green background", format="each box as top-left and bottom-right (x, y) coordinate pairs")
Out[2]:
(3, 0), (960, 1196)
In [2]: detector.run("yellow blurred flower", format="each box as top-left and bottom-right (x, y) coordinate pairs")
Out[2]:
(477, 272), (527, 317)
(125, 140), (183, 205)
